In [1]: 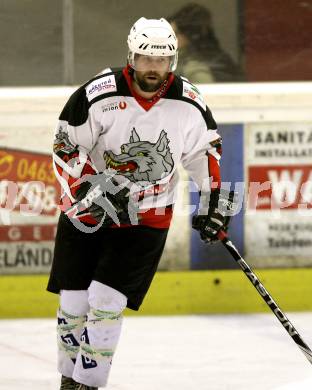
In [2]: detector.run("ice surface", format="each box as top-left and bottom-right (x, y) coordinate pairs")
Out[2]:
(0, 313), (311, 389)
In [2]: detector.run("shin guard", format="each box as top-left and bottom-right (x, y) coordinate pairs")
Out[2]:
(73, 282), (127, 388)
(57, 308), (87, 378)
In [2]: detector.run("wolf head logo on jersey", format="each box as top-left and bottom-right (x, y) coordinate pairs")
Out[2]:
(104, 128), (174, 183)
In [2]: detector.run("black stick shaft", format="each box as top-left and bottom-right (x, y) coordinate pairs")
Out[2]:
(218, 231), (312, 365)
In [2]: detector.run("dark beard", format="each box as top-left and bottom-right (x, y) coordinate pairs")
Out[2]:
(134, 73), (164, 92)
(136, 78), (162, 92)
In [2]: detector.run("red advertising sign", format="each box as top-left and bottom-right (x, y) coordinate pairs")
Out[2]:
(0, 148), (61, 216)
(0, 225), (56, 242)
(248, 165), (312, 210)
(0, 148), (60, 274)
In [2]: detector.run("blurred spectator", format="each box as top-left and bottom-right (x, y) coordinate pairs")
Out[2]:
(168, 3), (244, 83)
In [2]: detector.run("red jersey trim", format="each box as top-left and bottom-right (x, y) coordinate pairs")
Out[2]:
(110, 206), (173, 229)
(60, 196), (173, 229)
(208, 154), (221, 189)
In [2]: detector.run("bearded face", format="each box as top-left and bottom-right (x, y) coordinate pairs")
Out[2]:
(133, 54), (171, 92)
(134, 70), (168, 92)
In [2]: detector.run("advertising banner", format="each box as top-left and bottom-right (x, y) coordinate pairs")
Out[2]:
(0, 148), (60, 274)
(245, 123), (312, 267)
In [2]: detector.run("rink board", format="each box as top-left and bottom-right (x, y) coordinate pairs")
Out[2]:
(1, 84), (312, 273)
(1, 268), (312, 318)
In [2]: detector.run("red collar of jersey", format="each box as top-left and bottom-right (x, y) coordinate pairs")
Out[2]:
(122, 65), (174, 111)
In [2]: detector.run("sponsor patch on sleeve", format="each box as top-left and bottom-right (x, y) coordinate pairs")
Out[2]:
(182, 81), (206, 111)
(86, 74), (117, 101)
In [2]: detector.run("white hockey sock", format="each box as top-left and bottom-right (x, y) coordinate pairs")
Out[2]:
(72, 281), (127, 388)
(57, 290), (89, 378)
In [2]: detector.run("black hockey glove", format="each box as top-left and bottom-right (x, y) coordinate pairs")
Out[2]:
(73, 171), (138, 227)
(192, 189), (236, 244)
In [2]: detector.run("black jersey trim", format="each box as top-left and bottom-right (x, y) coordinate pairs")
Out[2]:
(59, 87), (89, 127)
(58, 69), (130, 127)
(166, 76), (217, 130)
(85, 68), (132, 107)
(87, 71), (132, 106)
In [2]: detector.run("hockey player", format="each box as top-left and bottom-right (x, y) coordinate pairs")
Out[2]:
(47, 17), (227, 389)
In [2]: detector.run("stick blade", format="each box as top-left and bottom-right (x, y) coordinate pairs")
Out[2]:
(300, 346), (312, 364)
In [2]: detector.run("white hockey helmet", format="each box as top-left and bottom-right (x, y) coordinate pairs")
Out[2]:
(127, 17), (178, 72)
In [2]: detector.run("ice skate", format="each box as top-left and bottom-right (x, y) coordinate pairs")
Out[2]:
(60, 375), (78, 389)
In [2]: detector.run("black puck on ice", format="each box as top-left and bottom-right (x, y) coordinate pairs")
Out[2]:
(213, 278), (221, 285)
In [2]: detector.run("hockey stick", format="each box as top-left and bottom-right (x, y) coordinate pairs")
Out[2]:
(217, 230), (312, 365)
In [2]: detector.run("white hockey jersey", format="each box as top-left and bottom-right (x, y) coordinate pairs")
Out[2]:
(53, 66), (222, 228)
